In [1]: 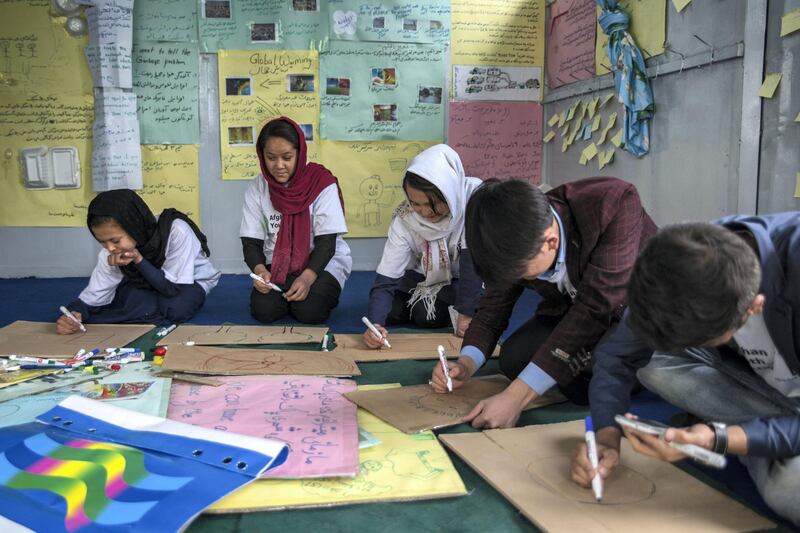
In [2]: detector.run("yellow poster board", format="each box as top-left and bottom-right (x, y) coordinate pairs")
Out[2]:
(595, 0), (666, 75)
(451, 0), (544, 67)
(0, 2), (94, 227)
(139, 145), (201, 223)
(208, 384), (467, 512)
(218, 50), (319, 180)
(318, 140), (436, 237)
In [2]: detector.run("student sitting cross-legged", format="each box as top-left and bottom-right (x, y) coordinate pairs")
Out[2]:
(240, 116), (351, 324)
(362, 144), (484, 348)
(430, 177), (657, 429)
(56, 189), (220, 333)
(570, 216), (800, 526)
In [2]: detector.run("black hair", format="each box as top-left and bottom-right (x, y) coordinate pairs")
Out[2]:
(257, 119), (300, 155)
(464, 179), (553, 286)
(403, 172), (447, 216)
(627, 223), (761, 351)
(87, 215), (118, 229)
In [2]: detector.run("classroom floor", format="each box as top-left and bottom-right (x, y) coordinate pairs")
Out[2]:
(0, 273), (790, 531)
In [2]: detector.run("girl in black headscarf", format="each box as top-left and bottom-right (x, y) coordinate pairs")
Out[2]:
(56, 190), (220, 333)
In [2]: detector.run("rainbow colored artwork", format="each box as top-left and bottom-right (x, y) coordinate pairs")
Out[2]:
(0, 433), (192, 531)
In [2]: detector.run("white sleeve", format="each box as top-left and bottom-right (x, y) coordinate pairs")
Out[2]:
(78, 249), (124, 307)
(312, 184), (348, 236)
(240, 178), (267, 240)
(161, 220), (201, 285)
(375, 218), (413, 279)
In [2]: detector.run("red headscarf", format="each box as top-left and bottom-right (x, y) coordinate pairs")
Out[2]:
(257, 117), (344, 284)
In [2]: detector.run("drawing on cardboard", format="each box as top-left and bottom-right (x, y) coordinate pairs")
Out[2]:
(161, 345), (360, 376)
(439, 420), (774, 532)
(331, 333), (483, 362)
(0, 321), (154, 358)
(158, 324), (327, 346)
(356, 175), (400, 228)
(526, 455), (654, 505)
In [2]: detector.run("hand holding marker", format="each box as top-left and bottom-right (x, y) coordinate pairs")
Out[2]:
(361, 316), (391, 348)
(250, 272), (286, 298)
(59, 306), (86, 332)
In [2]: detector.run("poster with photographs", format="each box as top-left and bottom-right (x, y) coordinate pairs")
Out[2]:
(199, 0), (328, 53)
(218, 49), (319, 179)
(320, 41), (445, 141)
(329, 0), (450, 45)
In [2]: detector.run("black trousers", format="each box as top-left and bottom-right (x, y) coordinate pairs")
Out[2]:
(250, 270), (342, 324)
(498, 314), (592, 405)
(86, 278), (206, 326)
(385, 288), (453, 328)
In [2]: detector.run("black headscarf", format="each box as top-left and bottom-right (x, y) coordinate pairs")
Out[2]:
(87, 190), (210, 288)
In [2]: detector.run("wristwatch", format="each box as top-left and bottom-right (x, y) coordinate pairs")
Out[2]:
(708, 421), (728, 455)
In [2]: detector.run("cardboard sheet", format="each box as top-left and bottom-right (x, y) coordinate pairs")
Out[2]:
(158, 324), (328, 346)
(208, 384), (467, 513)
(439, 420), (774, 532)
(331, 333), (499, 362)
(0, 321), (153, 358)
(168, 376), (359, 479)
(344, 375), (566, 433)
(161, 345), (360, 376)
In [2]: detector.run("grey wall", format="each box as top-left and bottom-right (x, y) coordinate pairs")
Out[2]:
(757, 0), (800, 214)
(543, 0), (753, 225)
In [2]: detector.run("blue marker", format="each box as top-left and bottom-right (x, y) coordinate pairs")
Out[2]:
(20, 364), (73, 370)
(585, 416), (603, 503)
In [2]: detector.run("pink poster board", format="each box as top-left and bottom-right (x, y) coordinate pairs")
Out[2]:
(167, 375), (359, 479)
(448, 101), (542, 184)
(547, 0), (597, 89)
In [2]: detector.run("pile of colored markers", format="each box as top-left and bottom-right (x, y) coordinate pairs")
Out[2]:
(0, 347), (145, 374)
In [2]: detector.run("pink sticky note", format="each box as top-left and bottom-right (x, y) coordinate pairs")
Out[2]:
(167, 375), (359, 478)
(448, 101), (543, 184)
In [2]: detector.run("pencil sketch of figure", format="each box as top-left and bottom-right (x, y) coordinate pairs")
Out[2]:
(357, 175), (398, 228)
(385, 449), (444, 480)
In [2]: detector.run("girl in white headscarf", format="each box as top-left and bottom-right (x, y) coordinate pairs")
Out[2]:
(363, 144), (484, 349)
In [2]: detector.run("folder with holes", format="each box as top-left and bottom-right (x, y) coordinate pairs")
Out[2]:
(0, 396), (289, 532)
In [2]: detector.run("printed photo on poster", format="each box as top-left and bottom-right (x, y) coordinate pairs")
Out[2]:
(373, 104), (397, 122)
(287, 74), (315, 92)
(228, 126), (255, 146)
(371, 68), (396, 87)
(300, 123), (314, 142)
(204, 0), (231, 18)
(225, 77), (252, 96)
(418, 86), (442, 104)
(402, 19), (417, 31)
(430, 20), (443, 30)
(251, 23), (278, 43)
(326, 77), (350, 96)
(292, 0), (318, 11)
(373, 17), (385, 29)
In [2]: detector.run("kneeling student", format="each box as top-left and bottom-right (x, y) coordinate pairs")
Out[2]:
(56, 189), (220, 333)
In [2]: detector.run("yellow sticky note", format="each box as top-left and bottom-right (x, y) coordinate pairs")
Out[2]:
(781, 8), (800, 37)
(600, 93), (615, 109)
(597, 129), (609, 146)
(548, 113), (560, 127)
(579, 152), (588, 165)
(576, 101), (587, 124)
(587, 97), (599, 119)
(561, 124), (570, 137)
(672, 0), (691, 13)
(566, 100), (581, 121)
(562, 138), (570, 153)
(557, 111), (567, 128)
(599, 148), (616, 170)
(795, 111), (800, 122)
(795, 172), (800, 198)
(543, 131), (556, 143)
(591, 115), (602, 132)
(758, 73), (783, 98)
(611, 128), (624, 147)
(606, 111), (618, 131)
(582, 143), (599, 162)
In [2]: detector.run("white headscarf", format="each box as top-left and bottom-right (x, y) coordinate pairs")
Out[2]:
(397, 144), (482, 319)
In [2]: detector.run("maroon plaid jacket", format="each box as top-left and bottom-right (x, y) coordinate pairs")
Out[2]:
(462, 177), (658, 386)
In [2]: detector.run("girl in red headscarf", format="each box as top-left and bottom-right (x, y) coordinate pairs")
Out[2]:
(240, 117), (352, 324)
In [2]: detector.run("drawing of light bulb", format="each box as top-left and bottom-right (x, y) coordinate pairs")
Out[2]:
(3, 148), (13, 179)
